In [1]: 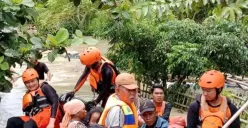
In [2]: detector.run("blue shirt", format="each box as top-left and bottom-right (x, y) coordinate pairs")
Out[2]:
(141, 117), (168, 128)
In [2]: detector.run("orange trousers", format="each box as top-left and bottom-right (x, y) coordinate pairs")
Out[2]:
(20, 107), (62, 128)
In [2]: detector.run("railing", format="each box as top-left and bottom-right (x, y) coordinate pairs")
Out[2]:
(139, 81), (248, 128)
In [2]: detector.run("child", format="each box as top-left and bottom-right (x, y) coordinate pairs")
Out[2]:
(60, 99), (87, 128)
(87, 107), (103, 126)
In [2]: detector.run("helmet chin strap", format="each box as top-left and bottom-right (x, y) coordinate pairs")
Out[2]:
(208, 87), (223, 103)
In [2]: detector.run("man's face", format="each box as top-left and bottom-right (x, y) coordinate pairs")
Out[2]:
(141, 111), (157, 126)
(116, 86), (137, 105)
(201, 87), (217, 101)
(30, 58), (38, 65)
(152, 88), (164, 103)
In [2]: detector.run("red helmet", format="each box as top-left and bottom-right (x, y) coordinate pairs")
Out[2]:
(22, 68), (39, 82)
(199, 70), (225, 88)
(80, 47), (101, 66)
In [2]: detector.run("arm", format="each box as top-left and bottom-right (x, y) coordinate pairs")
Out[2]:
(42, 63), (52, 81)
(42, 84), (59, 125)
(138, 115), (145, 126)
(46, 71), (52, 81)
(228, 103), (240, 128)
(187, 101), (200, 128)
(105, 106), (125, 128)
(94, 65), (113, 104)
(74, 67), (90, 92)
(137, 108), (145, 126)
(162, 102), (172, 121)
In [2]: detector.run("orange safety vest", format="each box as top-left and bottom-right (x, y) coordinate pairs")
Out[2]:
(151, 100), (166, 116)
(89, 57), (118, 90)
(22, 83), (51, 114)
(98, 94), (138, 128)
(199, 95), (231, 128)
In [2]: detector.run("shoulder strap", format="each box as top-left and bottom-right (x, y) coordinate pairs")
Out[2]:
(40, 81), (49, 87)
(107, 63), (120, 75)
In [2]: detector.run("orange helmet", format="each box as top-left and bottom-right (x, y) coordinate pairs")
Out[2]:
(80, 47), (101, 66)
(198, 70), (225, 88)
(22, 68), (39, 82)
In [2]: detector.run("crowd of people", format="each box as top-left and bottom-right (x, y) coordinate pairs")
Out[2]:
(5, 47), (241, 128)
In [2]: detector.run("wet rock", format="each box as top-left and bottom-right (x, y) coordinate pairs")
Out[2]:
(61, 51), (80, 59)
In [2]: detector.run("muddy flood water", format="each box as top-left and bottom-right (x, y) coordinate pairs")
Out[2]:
(0, 40), (186, 127)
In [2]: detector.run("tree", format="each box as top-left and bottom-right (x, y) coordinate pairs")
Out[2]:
(0, 0), (39, 92)
(0, 0), (99, 92)
(35, 0), (97, 36)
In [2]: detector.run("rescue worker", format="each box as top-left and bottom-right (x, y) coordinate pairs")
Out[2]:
(28, 56), (52, 82)
(187, 70), (240, 128)
(98, 73), (138, 128)
(6, 68), (62, 128)
(139, 100), (168, 128)
(60, 47), (119, 108)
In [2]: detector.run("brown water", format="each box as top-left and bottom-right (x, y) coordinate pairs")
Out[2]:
(0, 40), (110, 127)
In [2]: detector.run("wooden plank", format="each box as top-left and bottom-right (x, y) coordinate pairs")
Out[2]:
(227, 78), (248, 88)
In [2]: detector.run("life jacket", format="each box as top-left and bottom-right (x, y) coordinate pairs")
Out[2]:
(22, 82), (50, 115)
(89, 57), (119, 90)
(98, 94), (138, 128)
(199, 95), (231, 128)
(151, 100), (167, 116)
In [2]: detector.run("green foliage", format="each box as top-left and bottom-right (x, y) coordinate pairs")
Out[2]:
(95, 20), (169, 86)
(41, 28), (99, 62)
(88, 0), (248, 24)
(71, 30), (99, 46)
(167, 42), (212, 78)
(159, 19), (248, 77)
(0, 0), (99, 92)
(0, 0), (38, 92)
(35, 0), (97, 35)
(91, 12), (248, 87)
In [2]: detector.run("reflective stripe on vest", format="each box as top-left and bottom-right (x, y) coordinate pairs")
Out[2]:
(29, 83), (50, 109)
(98, 94), (138, 128)
(89, 57), (117, 90)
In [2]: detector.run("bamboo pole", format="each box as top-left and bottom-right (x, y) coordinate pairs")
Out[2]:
(222, 100), (248, 128)
(226, 77), (248, 88)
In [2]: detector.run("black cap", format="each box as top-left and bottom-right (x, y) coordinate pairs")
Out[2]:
(139, 100), (155, 115)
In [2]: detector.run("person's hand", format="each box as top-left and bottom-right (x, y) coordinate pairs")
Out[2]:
(59, 91), (75, 104)
(46, 122), (54, 128)
(46, 118), (55, 128)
